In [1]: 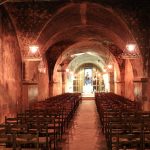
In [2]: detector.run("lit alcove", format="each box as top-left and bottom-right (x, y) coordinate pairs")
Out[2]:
(65, 63), (112, 94)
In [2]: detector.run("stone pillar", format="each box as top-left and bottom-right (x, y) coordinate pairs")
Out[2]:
(114, 81), (125, 96)
(109, 72), (114, 92)
(49, 81), (54, 97)
(119, 61), (125, 97)
(62, 72), (65, 94)
(134, 77), (150, 111)
(51, 81), (62, 96)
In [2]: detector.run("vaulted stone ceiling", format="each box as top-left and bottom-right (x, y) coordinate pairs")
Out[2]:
(2, 0), (150, 76)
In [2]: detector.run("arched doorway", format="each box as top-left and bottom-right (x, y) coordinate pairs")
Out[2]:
(65, 63), (114, 95)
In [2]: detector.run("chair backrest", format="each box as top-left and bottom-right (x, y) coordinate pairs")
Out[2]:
(13, 132), (39, 149)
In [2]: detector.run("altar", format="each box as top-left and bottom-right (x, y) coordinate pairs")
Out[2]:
(83, 84), (93, 94)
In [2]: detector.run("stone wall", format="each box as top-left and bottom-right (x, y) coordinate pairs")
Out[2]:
(0, 7), (22, 122)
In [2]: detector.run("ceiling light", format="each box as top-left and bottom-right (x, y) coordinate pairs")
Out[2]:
(120, 42), (140, 59)
(126, 43), (136, 52)
(29, 45), (39, 54)
(98, 73), (101, 77)
(107, 64), (113, 69)
(66, 68), (69, 72)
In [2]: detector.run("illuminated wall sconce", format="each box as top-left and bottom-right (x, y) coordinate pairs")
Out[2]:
(66, 68), (69, 72)
(103, 67), (107, 73)
(120, 42), (140, 59)
(23, 44), (41, 61)
(29, 45), (39, 54)
(126, 42), (136, 52)
(107, 64), (113, 69)
(103, 64), (113, 73)
(98, 73), (101, 77)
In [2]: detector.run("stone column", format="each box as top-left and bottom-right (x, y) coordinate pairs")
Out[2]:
(109, 72), (114, 92)
(62, 72), (65, 94)
(49, 81), (54, 97)
(51, 81), (62, 96)
(118, 61), (125, 97)
(114, 81), (125, 96)
(133, 77), (150, 111)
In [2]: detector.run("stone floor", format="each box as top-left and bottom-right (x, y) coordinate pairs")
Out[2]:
(58, 99), (107, 150)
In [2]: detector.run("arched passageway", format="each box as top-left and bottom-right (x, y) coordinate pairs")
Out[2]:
(0, 0), (149, 122)
(44, 2), (144, 102)
(0, 1), (150, 149)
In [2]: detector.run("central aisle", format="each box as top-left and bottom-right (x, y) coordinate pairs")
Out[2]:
(61, 100), (107, 150)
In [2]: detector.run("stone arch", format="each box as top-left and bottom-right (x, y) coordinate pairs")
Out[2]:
(35, 2), (144, 98)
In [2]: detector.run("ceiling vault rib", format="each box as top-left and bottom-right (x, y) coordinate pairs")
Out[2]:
(80, 3), (87, 26)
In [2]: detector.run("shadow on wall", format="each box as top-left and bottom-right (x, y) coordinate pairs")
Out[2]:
(0, 84), (16, 123)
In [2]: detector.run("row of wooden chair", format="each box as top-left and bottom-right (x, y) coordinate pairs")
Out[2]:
(95, 92), (150, 150)
(0, 93), (81, 149)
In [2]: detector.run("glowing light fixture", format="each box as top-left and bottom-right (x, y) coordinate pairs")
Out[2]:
(23, 44), (41, 61)
(66, 68), (69, 72)
(126, 42), (136, 52)
(120, 42), (140, 59)
(103, 64), (113, 73)
(98, 73), (101, 77)
(29, 45), (39, 54)
(107, 64), (113, 69)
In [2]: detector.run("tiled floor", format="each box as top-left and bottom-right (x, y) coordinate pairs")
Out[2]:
(59, 99), (107, 150)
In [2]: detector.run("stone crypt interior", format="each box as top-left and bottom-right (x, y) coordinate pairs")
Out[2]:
(0, 0), (150, 150)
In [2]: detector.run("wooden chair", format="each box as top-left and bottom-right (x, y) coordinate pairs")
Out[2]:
(0, 124), (13, 148)
(13, 132), (39, 149)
